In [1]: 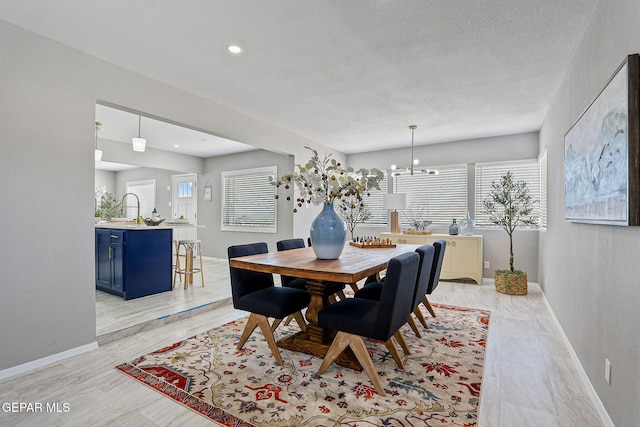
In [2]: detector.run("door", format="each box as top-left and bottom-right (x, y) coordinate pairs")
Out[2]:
(172, 174), (198, 242)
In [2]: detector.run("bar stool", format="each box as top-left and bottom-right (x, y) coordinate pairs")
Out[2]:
(173, 240), (204, 290)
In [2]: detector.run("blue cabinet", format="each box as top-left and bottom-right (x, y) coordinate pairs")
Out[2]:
(95, 228), (172, 300)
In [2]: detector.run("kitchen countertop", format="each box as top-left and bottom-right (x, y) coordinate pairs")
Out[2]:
(95, 222), (203, 230)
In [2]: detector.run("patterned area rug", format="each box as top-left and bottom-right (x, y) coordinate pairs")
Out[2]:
(116, 303), (490, 426)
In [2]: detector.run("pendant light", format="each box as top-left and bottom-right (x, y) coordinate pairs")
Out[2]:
(390, 125), (439, 176)
(132, 115), (146, 152)
(94, 121), (103, 161)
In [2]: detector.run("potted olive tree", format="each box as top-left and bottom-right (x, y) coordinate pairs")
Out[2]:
(483, 171), (537, 295)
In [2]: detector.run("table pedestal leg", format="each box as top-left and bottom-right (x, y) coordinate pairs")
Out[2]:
(277, 279), (362, 371)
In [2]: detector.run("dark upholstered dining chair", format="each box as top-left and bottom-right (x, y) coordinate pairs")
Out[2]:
(422, 240), (446, 319)
(354, 244), (435, 337)
(276, 238), (308, 289)
(228, 242), (311, 366)
(276, 238), (346, 300)
(316, 251), (420, 396)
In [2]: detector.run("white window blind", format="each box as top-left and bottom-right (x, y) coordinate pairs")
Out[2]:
(539, 149), (548, 229)
(222, 166), (277, 233)
(475, 160), (540, 228)
(362, 173), (388, 225)
(393, 165), (468, 226)
(125, 179), (156, 219)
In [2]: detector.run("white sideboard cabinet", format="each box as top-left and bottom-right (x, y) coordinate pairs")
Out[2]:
(380, 232), (483, 284)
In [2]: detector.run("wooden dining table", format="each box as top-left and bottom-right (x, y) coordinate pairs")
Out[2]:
(229, 243), (419, 369)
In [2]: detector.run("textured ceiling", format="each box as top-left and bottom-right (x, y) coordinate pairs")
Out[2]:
(0, 0), (596, 154)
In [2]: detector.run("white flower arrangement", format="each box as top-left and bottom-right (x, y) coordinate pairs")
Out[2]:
(271, 146), (384, 212)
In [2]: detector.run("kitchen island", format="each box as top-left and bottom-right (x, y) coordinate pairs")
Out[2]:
(95, 223), (197, 300)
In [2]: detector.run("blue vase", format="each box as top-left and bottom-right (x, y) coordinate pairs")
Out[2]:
(309, 202), (347, 259)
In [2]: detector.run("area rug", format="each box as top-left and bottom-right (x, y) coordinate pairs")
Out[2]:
(116, 303), (490, 426)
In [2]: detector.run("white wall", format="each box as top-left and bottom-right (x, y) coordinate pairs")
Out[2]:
(199, 150), (296, 258)
(94, 169), (116, 199)
(114, 167), (177, 220)
(99, 137), (204, 174)
(349, 132), (540, 281)
(0, 19), (334, 372)
(539, 1), (640, 425)
(0, 21), (97, 370)
(348, 132), (539, 171)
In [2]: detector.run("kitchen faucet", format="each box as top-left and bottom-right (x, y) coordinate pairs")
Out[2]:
(121, 193), (141, 224)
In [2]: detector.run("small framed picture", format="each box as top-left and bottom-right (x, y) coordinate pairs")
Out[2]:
(204, 184), (212, 202)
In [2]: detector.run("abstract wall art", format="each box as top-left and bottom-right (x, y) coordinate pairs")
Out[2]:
(564, 54), (640, 225)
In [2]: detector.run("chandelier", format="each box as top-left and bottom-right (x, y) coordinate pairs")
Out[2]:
(390, 125), (439, 176)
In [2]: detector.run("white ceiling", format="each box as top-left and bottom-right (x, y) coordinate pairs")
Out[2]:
(0, 1), (597, 154)
(95, 104), (256, 157)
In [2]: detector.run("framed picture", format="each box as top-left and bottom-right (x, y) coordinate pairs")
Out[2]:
(564, 53), (640, 225)
(204, 184), (213, 202)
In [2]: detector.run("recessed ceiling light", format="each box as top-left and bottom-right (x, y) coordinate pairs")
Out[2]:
(227, 45), (242, 54)
(173, 144), (180, 148)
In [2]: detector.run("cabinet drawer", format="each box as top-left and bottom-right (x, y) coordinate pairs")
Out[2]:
(109, 230), (125, 242)
(395, 236), (426, 244)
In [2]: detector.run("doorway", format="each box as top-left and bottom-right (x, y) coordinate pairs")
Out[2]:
(172, 173), (198, 242)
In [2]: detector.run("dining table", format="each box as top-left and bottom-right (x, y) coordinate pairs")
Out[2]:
(228, 242), (419, 370)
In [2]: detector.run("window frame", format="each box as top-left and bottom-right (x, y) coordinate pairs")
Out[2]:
(221, 166), (277, 233)
(125, 179), (156, 220)
(539, 149), (548, 230)
(392, 164), (468, 227)
(360, 172), (388, 226)
(474, 159), (541, 229)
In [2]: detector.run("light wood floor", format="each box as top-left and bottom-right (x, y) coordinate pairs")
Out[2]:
(95, 256), (232, 343)
(0, 259), (606, 426)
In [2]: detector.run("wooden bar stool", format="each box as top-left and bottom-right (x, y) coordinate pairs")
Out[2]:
(173, 240), (204, 290)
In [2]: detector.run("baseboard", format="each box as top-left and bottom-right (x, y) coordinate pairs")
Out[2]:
(0, 341), (98, 382)
(541, 293), (614, 427)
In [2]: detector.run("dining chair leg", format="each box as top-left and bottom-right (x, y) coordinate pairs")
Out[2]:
(237, 313), (260, 350)
(270, 318), (283, 332)
(406, 315), (422, 338)
(292, 311), (307, 332)
(347, 334), (386, 396)
(254, 313), (284, 366)
(237, 313), (284, 365)
(422, 296), (437, 318)
(414, 307), (429, 328)
(318, 331), (386, 396)
(394, 330), (411, 356)
(282, 314), (294, 326)
(317, 331), (351, 375)
(336, 290), (347, 300)
(383, 339), (404, 369)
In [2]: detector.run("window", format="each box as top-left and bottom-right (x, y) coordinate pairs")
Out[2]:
(539, 149), (548, 229)
(177, 181), (193, 198)
(222, 166), (277, 233)
(362, 173), (388, 225)
(125, 179), (156, 219)
(475, 160), (540, 227)
(393, 165), (468, 226)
